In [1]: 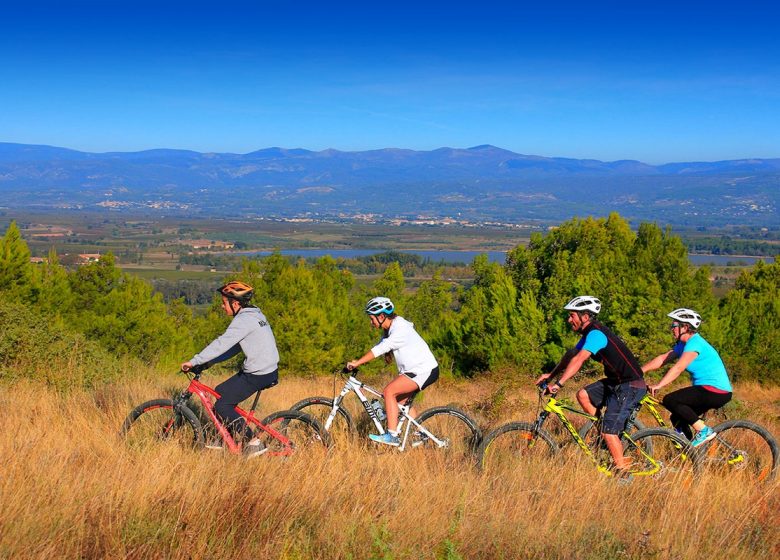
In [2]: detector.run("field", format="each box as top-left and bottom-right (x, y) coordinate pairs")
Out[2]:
(2, 372), (778, 559)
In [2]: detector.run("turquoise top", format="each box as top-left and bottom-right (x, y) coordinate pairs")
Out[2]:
(672, 333), (732, 392)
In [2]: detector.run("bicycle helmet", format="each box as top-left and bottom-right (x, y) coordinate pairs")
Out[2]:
(217, 280), (254, 304)
(563, 295), (601, 315)
(365, 296), (394, 316)
(667, 308), (702, 329)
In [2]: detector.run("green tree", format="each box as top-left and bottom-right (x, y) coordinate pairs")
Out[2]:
(32, 248), (73, 315)
(716, 261), (780, 382)
(503, 214), (715, 368)
(372, 261), (405, 303)
(0, 221), (34, 301)
(441, 255), (544, 375)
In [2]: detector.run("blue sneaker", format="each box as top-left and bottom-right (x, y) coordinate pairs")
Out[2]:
(690, 426), (716, 448)
(369, 432), (401, 446)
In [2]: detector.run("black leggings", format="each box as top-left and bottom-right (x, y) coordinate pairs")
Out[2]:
(214, 369), (278, 440)
(662, 385), (732, 440)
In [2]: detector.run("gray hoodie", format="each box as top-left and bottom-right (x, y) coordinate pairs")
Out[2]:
(190, 306), (279, 375)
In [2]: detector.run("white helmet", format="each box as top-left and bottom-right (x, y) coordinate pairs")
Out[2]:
(564, 295), (601, 315)
(365, 296), (395, 316)
(667, 308), (702, 329)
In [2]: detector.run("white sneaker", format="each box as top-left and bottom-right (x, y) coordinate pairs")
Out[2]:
(243, 439), (268, 458)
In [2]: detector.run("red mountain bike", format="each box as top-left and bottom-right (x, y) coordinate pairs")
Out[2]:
(120, 365), (331, 456)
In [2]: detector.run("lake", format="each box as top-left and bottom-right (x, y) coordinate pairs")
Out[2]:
(239, 249), (775, 266)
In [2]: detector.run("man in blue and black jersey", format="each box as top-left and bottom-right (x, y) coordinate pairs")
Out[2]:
(537, 296), (647, 472)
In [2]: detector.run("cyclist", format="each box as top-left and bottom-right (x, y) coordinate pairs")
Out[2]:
(642, 308), (732, 447)
(346, 296), (439, 446)
(181, 280), (280, 458)
(537, 296), (647, 472)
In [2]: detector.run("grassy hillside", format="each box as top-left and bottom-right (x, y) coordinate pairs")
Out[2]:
(1, 374), (778, 559)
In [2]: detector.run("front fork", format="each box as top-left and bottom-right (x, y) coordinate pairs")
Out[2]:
(534, 411), (551, 435)
(324, 385), (352, 431)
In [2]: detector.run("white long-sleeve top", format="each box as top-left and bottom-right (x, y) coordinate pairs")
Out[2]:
(371, 316), (438, 375)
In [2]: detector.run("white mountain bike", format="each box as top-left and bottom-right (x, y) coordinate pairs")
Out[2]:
(290, 367), (481, 457)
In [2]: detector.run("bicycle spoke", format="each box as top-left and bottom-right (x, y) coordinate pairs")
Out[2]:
(121, 400), (203, 450)
(478, 423), (557, 475)
(703, 422), (778, 482)
(624, 429), (696, 484)
(290, 397), (354, 443)
(257, 412), (329, 457)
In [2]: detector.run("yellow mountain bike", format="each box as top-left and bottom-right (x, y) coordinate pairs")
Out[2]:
(477, 382), (697, 481)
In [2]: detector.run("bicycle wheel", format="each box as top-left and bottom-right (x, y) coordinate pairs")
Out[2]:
(623, 428), (697, 482)
(410, 406), (482, 457)
(477, 422), (558, 474)
(289, 396), (354, 442)
(120, 399), (204, 450)
(256, 409), (332, 457)
(702, 420), (779, 482)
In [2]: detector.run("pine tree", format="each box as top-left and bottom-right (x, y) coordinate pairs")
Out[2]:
(0, 221), (34, 301)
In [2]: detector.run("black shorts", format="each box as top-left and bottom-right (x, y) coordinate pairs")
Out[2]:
(403, 366), (439, 391)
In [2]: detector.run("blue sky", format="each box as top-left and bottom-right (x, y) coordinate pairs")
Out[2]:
(1, 1), (778, 163)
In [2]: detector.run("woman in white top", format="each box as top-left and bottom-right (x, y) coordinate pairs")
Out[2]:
(347, 296), (440, 446)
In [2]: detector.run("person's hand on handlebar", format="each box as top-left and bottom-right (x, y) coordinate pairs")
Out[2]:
(181, 361), (193, 372)
(543, 381), (562, 395)
(535, 373), (552, 387)
(346, 360), (360, 371)
(648, 384), (661, 398)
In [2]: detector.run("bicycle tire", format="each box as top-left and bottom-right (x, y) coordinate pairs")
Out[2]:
(623, 427), (698, 482)
(256, 409), (332, 456)
(289, 396), (354, 440)
(411, 406), (482, 456)
(120, 399), (204, 449)
(476, 422), (558, 473)
(703, 419), (779, 482)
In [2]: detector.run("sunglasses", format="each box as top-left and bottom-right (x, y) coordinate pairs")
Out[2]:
(670, 322), (683, 329)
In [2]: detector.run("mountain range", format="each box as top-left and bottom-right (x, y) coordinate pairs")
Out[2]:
(1, 142), (778, 226)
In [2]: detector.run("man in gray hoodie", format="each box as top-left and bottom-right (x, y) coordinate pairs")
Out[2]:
(181, 280), (279, 457)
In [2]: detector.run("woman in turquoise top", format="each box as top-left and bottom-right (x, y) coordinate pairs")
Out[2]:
(642, 308), (732, 447)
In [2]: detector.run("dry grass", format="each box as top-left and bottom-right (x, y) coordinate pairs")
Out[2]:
(1, 373), (778, 559)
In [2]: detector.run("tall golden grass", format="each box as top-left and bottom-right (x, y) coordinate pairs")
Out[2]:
(1, 372), (778, 559)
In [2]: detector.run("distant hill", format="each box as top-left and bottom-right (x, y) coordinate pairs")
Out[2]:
(0, 142), (778, 226)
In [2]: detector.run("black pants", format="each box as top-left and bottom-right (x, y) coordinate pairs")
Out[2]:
(662, 385), (732, 440)
(214, 369), (278, 440)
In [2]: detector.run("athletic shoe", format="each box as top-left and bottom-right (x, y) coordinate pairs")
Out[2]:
(690, 425), (717, 448)
(369, 432), (400, 446)
(243, 439), (268, 458)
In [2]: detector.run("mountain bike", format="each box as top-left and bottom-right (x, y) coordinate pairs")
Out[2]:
(120, 365), (331, 456)
(477, 381), (697, 481)
(580, 392), (778, 482)
(289, 367), (481, 456)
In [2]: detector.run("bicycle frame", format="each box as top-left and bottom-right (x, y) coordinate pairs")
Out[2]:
(534, 393), (665, 476)
(325, 372), (450, 451)
(176, 373), (296, 456)
(638, 394), (668, 428)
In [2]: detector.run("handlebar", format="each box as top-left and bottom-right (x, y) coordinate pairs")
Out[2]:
(183, 362), (212, 377)
(535, 379), (562, 396)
